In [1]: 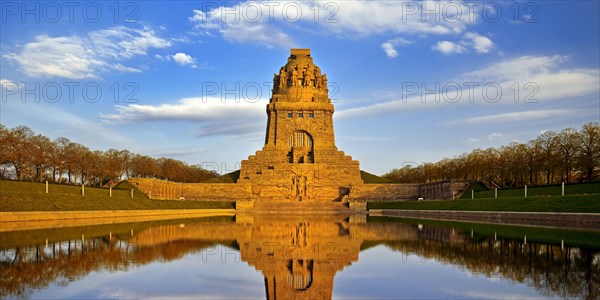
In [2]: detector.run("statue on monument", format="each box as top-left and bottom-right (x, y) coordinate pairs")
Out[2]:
(291, 70), (298, 86)
(304, 70), (314, 87)
(279, 68), (286, 88)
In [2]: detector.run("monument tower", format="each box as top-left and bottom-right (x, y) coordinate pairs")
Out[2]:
(238, 49), (363, 202)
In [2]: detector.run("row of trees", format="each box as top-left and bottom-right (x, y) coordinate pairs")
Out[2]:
(383, 122), (599, 187)
(0, 125), (218, 185)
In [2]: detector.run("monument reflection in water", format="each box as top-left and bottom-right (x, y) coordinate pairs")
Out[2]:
(1, 215), (598, 299)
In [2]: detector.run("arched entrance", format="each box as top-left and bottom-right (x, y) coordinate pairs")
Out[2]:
(288, 131), (314, 163)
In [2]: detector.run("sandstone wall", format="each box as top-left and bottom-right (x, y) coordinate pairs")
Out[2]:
(127, 178), (473, 203)
(418, 180), (472, 200)
(350, 184), (420, 201)
(127, 178), (254, 201)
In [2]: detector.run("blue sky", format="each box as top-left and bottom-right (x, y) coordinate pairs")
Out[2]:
(1, 0), (599, 175)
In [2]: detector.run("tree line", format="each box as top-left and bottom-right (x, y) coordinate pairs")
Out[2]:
(0, 124), (218, 185)
(383, 122), (599, 187)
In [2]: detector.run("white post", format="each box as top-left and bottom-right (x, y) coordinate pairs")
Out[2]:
(562, 182), (565, 196)
(471, 190), (474, 199)
(524, 235), (527, 245)
(81, 184), (85, 196)
(130, 189), (134, 198)
(525, 185), (527, 198)
(45, 181), (48, 193)
(109, 186), (112, 197)
(495, 188), (497, 199)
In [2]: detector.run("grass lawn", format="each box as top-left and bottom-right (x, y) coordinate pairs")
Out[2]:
(461, 181), (599, 199)
(368, 194), (600, 213)
(203, 170), (240, 183)
(0, 180), (235, 211)
(360, 170), (394, 183)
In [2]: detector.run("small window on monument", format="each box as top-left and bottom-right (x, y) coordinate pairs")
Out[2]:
(309, 113), (314, 118)
(298, 113), (303, 118)
(288, 113), (293, 118)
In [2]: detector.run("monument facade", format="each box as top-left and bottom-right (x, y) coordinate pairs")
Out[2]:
(238, 49), (363, 203)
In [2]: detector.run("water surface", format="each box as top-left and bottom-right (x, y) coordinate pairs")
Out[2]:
(1, 214), (598, 299)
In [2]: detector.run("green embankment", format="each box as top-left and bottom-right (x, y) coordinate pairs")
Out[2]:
(360, 171), (394, 183)
(203, 170), (241, 183)
(368, 194), (600, 213)
(0, 180), (235, 212)
(461, 181), (599, 199)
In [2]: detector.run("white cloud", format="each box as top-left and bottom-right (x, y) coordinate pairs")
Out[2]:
(381, 43), (399, 58)
(460, 55), (564, 82)
(3, 35), (104, 79)
(88, 26), (171, 60)
(190, 1), (477, 48)
(190, 7), (295, 48)
(322, 1), (475, 36)
(487, 132), (503, 140)
(100, 97), (267, 137)
(466, 137), (482, 144)
(381, 37), (413, 58)
(4, 26), (170, 79)
(172, 52), (197, 68)
(432, 40), (467, 55)
(337, 55), (600, 119)
(154, 54), (173, 61)
(113, 63), (143, 73)
(432, 32), (493, 55)
(462, 109), (582, 124)
(464, 32), (493, 53)
(0, 78), (20, 88)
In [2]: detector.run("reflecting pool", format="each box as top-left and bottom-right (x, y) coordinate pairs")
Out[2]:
(1, 214), (598, 299)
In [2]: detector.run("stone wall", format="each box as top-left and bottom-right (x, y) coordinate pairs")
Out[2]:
(350, 184), (420, 201)
(418, 180), (472, 200)
(127, 178), (254, 201)
(127, 178), (473, 203)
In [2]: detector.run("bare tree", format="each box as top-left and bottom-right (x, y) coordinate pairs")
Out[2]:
(52, 137), (71, 183)
(577, 122), (600, 181)
(556, 128), (579, 183)
(30, 134), (53, 182)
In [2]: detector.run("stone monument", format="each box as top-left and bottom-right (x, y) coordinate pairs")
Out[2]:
(238, 49), (363, 203)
